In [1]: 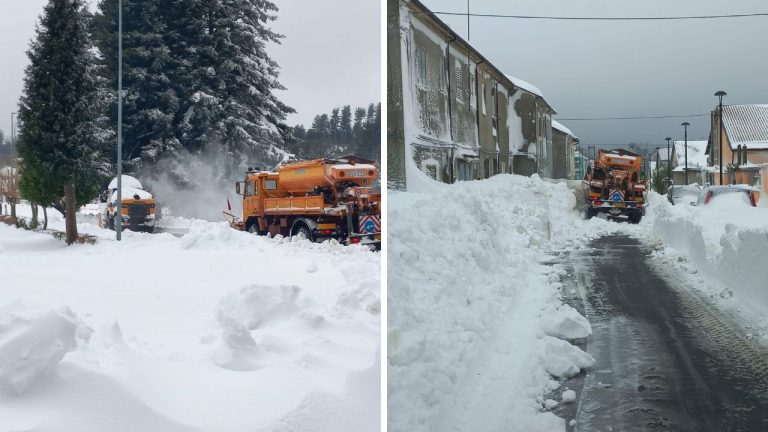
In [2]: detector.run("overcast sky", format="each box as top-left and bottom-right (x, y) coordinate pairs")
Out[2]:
(0, 0), (380, 140)
(421, 0), (768, 152)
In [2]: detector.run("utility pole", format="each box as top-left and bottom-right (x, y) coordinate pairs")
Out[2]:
(116, 0), (123, 240)
(715, 90), (727, 185)
(467, 0), (470, 41)
(682, 122), (690, 185)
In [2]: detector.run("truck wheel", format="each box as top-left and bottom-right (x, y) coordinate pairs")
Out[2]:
(629, 214), (642, 224)
(291, 221), (315, 242)
(585, 207), (595, 219)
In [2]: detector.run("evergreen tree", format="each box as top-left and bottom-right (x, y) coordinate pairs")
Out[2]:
(352, 106), (366, 154)
(170, 0), (295, 174)
(340, 105), (352, 151)
(291, 103), (380, 161)
(93, 0), (180, 171)
(17, 0), (111, 244)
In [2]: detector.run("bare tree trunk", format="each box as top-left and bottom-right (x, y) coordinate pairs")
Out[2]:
(43, 206), (48, 230)
(10, 200), (16, 226)
(64, 183), (78, 245)
(31, 203), (39, 229)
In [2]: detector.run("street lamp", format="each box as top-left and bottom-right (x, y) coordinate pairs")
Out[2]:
(715, 90), (727, 185)
(665, 137), (672, 191)
(681, 121), (690, 185)
(116, 0), (123, 240)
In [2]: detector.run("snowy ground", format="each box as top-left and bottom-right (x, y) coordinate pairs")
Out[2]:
(388, 171), (768, 432)
(0, 204), (380, 432)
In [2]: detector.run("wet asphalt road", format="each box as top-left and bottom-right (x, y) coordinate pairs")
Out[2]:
(558, 235), (768, 432)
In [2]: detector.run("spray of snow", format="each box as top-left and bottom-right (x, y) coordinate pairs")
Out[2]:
(140, 150), (245, 221)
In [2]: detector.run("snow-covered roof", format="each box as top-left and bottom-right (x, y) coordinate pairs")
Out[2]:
(721, 104), (768, 150)
(673, 140), (708, 169)
(110, 187), (152, 202)
(504, 74), (543, 98)
(108, 175), (143, 190)
(656, 147), (671, 161)
(552, 120), (573, 136)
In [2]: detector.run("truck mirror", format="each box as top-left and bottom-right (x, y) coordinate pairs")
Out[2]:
(235, 182), (241, 195)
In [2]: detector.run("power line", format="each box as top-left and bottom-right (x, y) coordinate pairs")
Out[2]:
(430, 11), (768, 21)
(558, 114), (709, 121)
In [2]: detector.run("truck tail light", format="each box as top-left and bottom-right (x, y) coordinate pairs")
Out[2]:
(322, 229), (333, 235)
(339, 171), (345, 177)
(594, 200), (603, 206)
(368, 170), (374, 176)
(350, 237), (361, 244)
(704, 191), (713, 204)
(637, 203), (644, 208)
(750, 193), (757, 207)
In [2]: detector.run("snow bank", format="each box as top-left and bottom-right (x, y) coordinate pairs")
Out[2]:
(0, 303), (82, 394)
(389, 173), (598, 432)
(643, 190), (768, 339)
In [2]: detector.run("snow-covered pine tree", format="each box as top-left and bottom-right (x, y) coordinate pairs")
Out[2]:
(93, 0), (180, 172)
(352, 106), (367, 155)
(17, 0), (111, 244)
(168, 0), (294, 175)
(361, 103), (381, 160)
(340, 105), (352, 151)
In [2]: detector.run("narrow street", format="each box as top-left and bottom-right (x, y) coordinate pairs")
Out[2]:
(562, 235), (768, 432)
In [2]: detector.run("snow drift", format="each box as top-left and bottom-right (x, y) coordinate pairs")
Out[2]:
(0, 304), (83, 394)
(0, 212), (380, 432)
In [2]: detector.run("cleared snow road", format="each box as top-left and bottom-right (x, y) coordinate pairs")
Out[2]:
(563, 235), (768, 432)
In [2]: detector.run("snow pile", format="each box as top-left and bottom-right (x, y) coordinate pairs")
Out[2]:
(0, 216), (379, 432)
(0, 303), (82, 394)
(644, 190), (768, 333)
(389, 174), (598, 432)
(110, 187), (153, 202)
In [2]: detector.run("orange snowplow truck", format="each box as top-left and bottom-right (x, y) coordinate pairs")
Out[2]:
(583, 149), (647, 223)
(224, 156), (381, 249)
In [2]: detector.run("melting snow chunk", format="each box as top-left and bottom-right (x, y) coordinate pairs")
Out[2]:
(561, 389), (576, 403)
(540, 304), (593, 340)
(542, 336), (595, 378)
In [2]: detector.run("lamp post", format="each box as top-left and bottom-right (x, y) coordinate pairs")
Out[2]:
(665, 137), (672, 192)
(681, 122), (690, 185)
(116, 0), (123, 241)
(715, 90), (726, 185)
